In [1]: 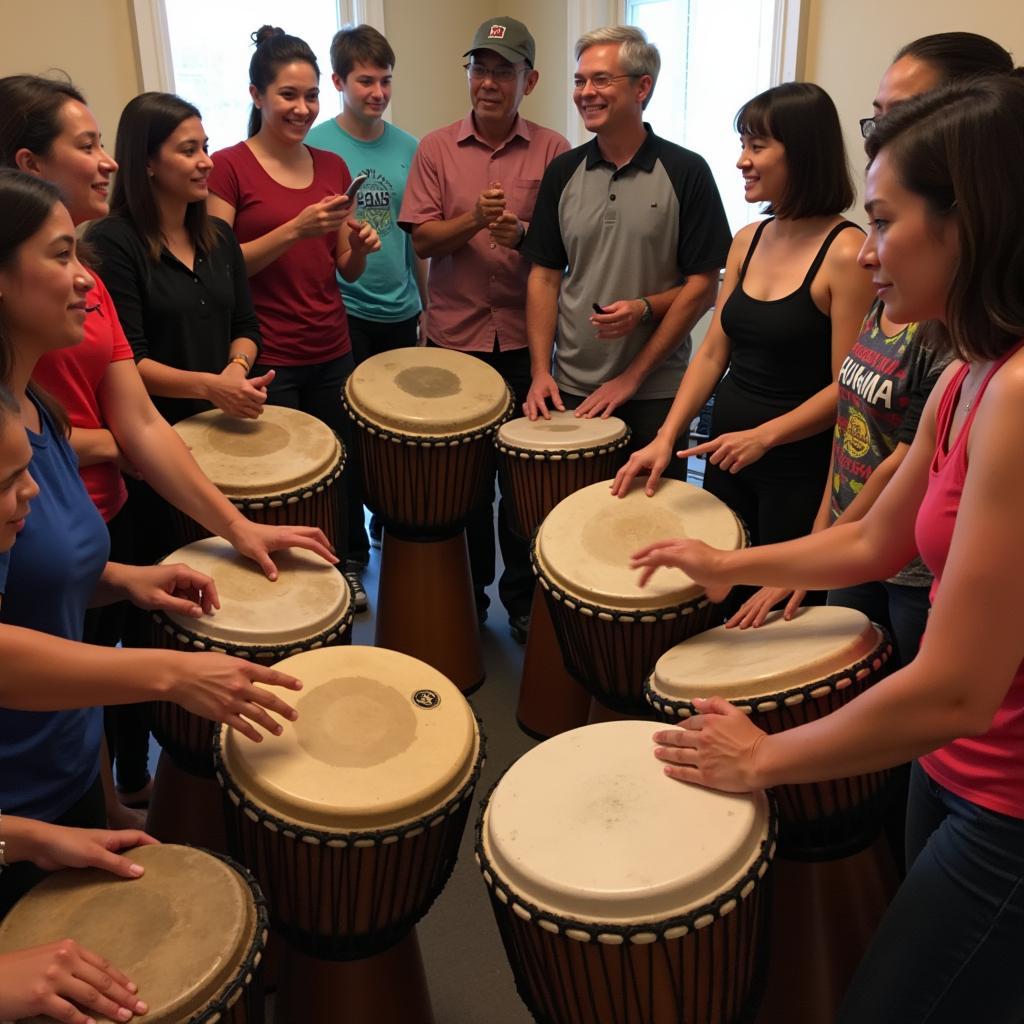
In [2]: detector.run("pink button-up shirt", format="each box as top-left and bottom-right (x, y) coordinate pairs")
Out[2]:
(399, 113), (570, 352)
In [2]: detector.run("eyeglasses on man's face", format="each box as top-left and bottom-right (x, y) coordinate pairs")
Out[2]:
(573, 73), (639, 91)
(464, 62), (525, 83)
(860, 117), (877, 139)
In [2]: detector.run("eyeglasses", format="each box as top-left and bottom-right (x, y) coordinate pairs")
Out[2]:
(859, 117), (877, 139)
(573, 73), (639, 91)
(464, 62), (524, 83)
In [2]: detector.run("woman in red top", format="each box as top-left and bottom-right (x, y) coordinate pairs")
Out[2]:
(207, 26), (380, 608)
(632, 76), (1024, 1022)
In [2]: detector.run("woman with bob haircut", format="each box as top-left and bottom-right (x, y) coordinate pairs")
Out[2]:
(634, 75), (1024, 1021)
(613, 82), (874, 569)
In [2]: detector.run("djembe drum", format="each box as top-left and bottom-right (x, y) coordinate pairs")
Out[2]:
(146, 538), (352, 849)
(533, 479), (746, 713)
(0, 844), (268, 1024)
(343, 347), (513, 691)
(214, 645), (485, 1024)
(495, 412), (631, 738)
(172, 406), (345, 547)
(643, 607), (897, 1024)
(477, 720), (776, 1024)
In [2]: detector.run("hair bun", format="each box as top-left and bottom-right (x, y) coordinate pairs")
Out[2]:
(251, 25), (285, 47)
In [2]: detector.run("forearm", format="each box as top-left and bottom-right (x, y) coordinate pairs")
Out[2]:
(0, 816), (51, 864)
(411, 214), (483, 259)
(414, 256), (430, 312)
(0, 625), (173, 709)
(652, 343), (729, 444)
(337, 246), (367, 283)
(526, 271), (561, 376)
(757, 384), (838, 449)
(137, 358), (218, 402)
(68, 427), (119, 467)
(239, 221), (300, 276)
(645, 284), (685, 320)
(834, 445), (908, 526)
(228, 338), (259, 364)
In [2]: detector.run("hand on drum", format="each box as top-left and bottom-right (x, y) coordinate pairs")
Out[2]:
(523, 371), (565, 420)
(0, 941), (148, 1024)
(169, 651), (301, 743)
(589, 299), (643, 339)
(224, 519), (338, 580)
(630, 538), (732, 602)
(610, 438), (673, 497)
(20, 820), (156, 878)
(653, 698), (767, 792)
(574, 372), (640, 419)
(207, 364), (272, 420)
(120, 562), (219, 618)
(726, 586), (807, 629)
(677, 428), (769, 474)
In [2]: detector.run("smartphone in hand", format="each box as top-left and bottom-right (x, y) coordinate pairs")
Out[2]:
(592, 302), (609, 315)
(344, 173), (369, 201)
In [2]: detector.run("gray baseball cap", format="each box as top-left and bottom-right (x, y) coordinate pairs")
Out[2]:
(464, 16), (535, 67)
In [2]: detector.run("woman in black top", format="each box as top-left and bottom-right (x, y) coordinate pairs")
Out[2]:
(613, 83), (874, 550)
(87, 92), (270, 426)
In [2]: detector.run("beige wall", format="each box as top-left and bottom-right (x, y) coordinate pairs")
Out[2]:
(0, 0), (142, 145)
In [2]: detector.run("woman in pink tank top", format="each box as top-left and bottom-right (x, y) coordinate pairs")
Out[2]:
(631, 76), (1024, 1023)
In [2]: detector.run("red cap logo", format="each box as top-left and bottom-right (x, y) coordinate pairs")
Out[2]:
(488, 24), (507, 39)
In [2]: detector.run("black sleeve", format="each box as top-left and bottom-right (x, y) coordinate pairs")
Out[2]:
(661, 148), (733, 276)
(896, 336), (951, 445)
(521, 147), (587, 270)
(85, 218), (151, 362)
(215, 219), (262, 360)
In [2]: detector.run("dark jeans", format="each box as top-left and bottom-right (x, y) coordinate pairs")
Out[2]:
(427, 341), (534, 620)
(348, 315), (420, 552)
(0, 774), (105, 919)
(256, 354), (361, 563)
(560, 391), (688, 483)
(838, 763), (1024, 1023)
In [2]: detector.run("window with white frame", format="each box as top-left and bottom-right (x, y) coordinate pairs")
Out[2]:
(132, 0), (386, 154)
(623, 0), (802, 234)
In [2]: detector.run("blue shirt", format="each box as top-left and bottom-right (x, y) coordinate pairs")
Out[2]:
(306, 118), (422, 323)
(0, 398), (110, 821)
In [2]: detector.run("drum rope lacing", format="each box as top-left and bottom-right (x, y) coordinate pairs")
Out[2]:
(494, 434), (632, 462)
(474, 776), (778, 946)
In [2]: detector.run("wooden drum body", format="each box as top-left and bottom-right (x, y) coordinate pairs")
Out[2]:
(645, 606), (894, 860)
(477, 721), (776, 1024)
(214, 646), (484, 962)
(533, 480), (746, 713)
(172, 407), (345, 547)
(0, 844), (268, 1024)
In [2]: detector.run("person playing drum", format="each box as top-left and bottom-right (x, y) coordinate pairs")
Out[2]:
(632, 76), (1024, 1022)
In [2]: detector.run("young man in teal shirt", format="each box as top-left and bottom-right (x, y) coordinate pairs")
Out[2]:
(307, 25), (428, 598)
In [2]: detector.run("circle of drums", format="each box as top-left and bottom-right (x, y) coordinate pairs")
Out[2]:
(0, 347), (902, 1023)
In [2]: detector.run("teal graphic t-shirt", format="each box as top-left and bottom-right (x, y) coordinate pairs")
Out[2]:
(307, 118), (422, 322)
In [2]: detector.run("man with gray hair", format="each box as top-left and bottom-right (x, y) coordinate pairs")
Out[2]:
(523, 26), (731, 479)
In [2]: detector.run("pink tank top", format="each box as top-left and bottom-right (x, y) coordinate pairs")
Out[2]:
(915, 347), (1024, 819)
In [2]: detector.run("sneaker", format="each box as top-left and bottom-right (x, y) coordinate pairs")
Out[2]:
(343, 564), (369, 613)
(509, 613), (530, 645)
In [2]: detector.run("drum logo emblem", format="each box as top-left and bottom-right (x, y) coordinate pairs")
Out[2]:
(413, 689), (441, 709)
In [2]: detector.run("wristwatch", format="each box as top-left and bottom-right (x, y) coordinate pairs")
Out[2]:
(638, 296), (654, 325)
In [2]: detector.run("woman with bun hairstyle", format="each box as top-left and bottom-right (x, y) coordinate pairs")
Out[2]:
(634, 76), (1024, 1021)
(206, 26), (381, 609)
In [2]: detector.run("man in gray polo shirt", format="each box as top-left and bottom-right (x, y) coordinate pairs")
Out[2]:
(522, 25), (731, 474)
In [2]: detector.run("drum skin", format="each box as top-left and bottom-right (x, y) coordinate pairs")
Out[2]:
(148, 539), (353, 778)
(477, 722), (775, 1024)
(0, 845), (268, 1024)
(172, 407), (345, 547)
(645, 607), (895, 859)
(215, 646), (485, 961)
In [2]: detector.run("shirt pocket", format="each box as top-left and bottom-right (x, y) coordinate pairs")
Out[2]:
(509, 177), (542, 220)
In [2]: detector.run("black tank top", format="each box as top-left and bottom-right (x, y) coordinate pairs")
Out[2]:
(712, 218), (862, 477)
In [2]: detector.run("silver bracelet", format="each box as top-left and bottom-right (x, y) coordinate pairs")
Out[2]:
(0, 809), (6, 870)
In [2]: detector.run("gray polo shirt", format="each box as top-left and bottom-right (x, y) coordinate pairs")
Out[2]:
(523, 128), (731, 399)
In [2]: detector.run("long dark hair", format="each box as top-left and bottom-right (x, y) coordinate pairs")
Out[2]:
(865, 77), (1024, 362)
(0, 169), (71, 432)
(735, 82), (853, 220)
(105, 92), (218, 261)
(0, 74), (85, 168)
(894, 32), (1015, 83)
(248, 26), (320, 137)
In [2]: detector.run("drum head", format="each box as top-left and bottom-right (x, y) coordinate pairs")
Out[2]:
(535, 479), (744, 610)
(345, 347), (509, 436)
(484, 720), (769, 923)
(0, 845), (257, 1023)
(497, 410), (628, 452)
(221, 646), (479, 830)
(173, 407), (341, 497)
(651, 606), (882, 701)
(158, 537), (350, 647)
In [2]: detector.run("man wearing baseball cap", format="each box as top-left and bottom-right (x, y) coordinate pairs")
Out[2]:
(399, 16), (569, 643)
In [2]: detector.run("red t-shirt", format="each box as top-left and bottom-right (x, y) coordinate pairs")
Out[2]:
(916, 348), (1024, 819)
(207, 142), (351, 366)
(32, 273), (133, 522)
